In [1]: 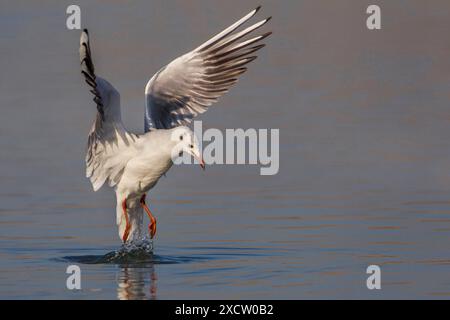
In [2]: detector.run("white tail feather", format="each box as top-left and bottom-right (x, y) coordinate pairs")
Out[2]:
(116, 196), (144, 242)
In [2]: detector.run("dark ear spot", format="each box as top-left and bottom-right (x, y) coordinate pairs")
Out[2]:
(179, 151), (183, 157)
(180, 135), (183, 140)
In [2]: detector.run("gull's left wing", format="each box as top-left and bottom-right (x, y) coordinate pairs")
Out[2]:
(80, 29), (139, 191)
(144, 6), (271, 131)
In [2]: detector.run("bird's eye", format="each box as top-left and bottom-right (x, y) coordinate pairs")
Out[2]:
(189, 144), (193, 149)
(179, 151), (183, 157)
(180, 135), (183, 140)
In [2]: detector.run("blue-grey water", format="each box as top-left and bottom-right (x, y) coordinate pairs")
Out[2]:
(2, 0), (450, 299)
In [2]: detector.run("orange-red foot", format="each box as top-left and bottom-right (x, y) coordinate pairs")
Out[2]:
(122, 199), (131, 243)
(140, 195), (157, 239)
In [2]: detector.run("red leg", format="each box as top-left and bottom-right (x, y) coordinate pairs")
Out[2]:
(140, 195), (157, 239)
(122, 199), (131, 243)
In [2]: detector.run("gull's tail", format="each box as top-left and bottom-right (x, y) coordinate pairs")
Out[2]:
(116, 195), (143, 243)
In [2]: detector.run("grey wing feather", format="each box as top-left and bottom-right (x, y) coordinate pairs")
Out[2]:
(144, 6), (271, 131)
(80, 29), (139, 191)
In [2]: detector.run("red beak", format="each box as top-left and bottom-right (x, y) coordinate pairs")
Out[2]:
(199, 158), (205, 170)
(194, 155), (205, 170)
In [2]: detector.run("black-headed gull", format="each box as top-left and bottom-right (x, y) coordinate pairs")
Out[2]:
(79, 6), (271, 243)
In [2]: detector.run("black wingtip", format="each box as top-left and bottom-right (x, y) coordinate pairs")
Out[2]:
(255, 5), (262, 13)
(261, 31), (272, 39)
(266, 16), (272, 23)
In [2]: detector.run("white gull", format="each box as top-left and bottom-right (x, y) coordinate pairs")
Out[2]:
(79, 6), (271, 242)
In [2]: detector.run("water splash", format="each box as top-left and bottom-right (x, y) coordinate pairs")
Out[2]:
(120, 238), (154, 253)
(61, 239), (154, 264)
(104, 238), (154, 263)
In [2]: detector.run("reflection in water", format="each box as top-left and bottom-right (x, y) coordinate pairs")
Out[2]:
(60, 240), (210, 300)
(62, 240), (159, 299)
(117, 262), (157, 300)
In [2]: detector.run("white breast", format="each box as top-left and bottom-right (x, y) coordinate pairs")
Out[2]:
(115, 130), (174, 197)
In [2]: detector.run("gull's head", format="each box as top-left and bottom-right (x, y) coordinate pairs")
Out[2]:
(170, 126), (205, 170)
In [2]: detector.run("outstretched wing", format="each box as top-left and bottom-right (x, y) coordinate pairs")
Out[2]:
(144, 6), (271, 131)
(80, 29), (139, 191)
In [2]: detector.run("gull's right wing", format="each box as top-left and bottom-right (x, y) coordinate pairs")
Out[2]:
(144, 6), (271, 131)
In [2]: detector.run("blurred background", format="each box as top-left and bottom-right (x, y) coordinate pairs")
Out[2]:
(1, 0), (450, 299)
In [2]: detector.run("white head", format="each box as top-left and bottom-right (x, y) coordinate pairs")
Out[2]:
(170, 126), (205, 170)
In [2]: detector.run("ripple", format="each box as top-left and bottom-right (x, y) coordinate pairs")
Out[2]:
(58, 240), (207, 265)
